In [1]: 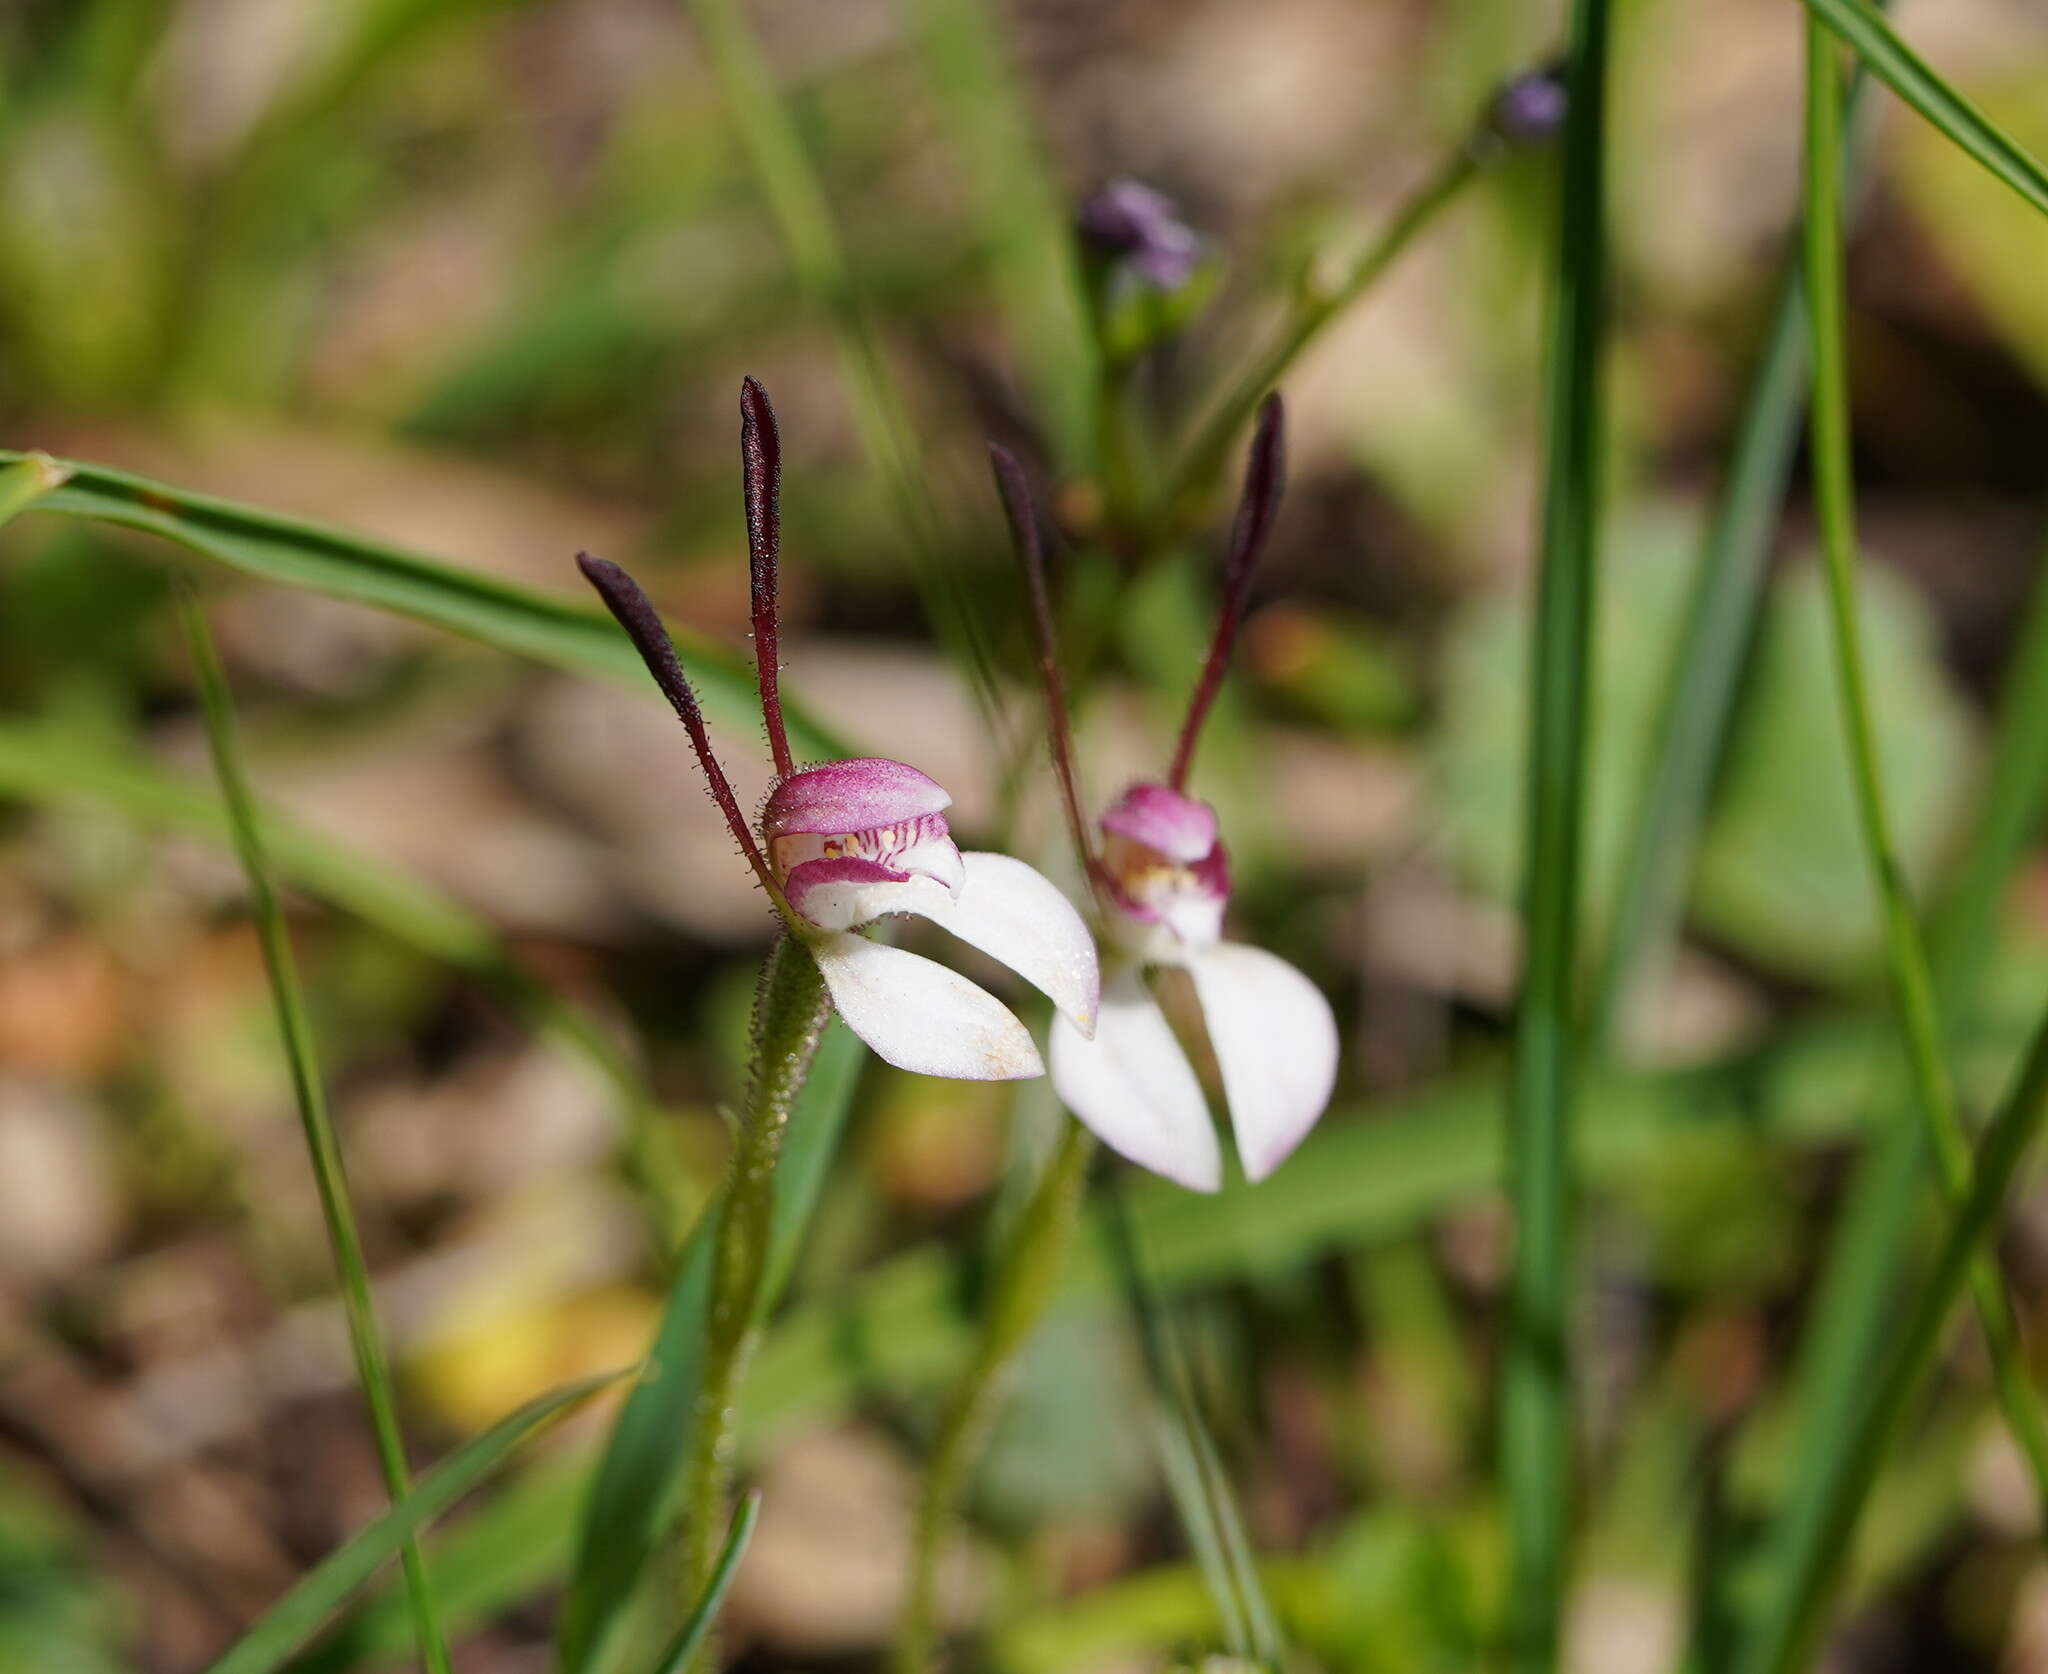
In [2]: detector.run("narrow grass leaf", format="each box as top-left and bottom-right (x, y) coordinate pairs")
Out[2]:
(1595, 42), (1887, 1045)
(0, 717), (642, 1106)
(179, 590), (452, 1674)
(897, 1123), (1099, 1674)
(201, 1376), (615, 1674)
(1100, 1177), (1280, 1666)
(905, 0), (1097, 472)
(0, 716), (674, 1244)
(557, 1017), (866, 1674)
(1793, 15), (2048, 1518)
(1803, 0), (2048, 221)
(685, 0), (1005, 724)
(1164, 145), (1479, 531)
(277, 1000), (2019, 1653)
(647, 1492), (763, 1674)
(1735, 999), (2048, 1674)
(1, 452), (847, 760)
(1928, 529), (2048, 1008)
(1501, 1), (1611, 1667)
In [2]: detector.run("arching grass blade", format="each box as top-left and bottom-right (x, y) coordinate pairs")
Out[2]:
(179, 588), (453, 1674)
(201, 1376), (615, 1674)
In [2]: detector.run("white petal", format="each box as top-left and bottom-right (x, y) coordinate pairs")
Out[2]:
(1186, 942), (1338, 1183)
(806, 931), (1042, 1081)
(1050, 964), (1220, 1191)
(902, 851), (1100, 1037)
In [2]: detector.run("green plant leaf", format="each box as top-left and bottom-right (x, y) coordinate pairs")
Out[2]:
(0, 450), (848, 761)
(647, 1491), (762, 1674)
(556, 1015), (867, 1674)
(180, 590), (452, 1674)
(1498, 9), (1610, 1649)
(1734, 997), (2048, 1674)
(1803, 0), (2048, 222)
(1892, 71), (2048, 395)
(201, 1375), (615, 1674)
(0, 717), (641, 1102)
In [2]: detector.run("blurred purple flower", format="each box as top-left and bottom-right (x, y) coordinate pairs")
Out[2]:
(1077, 178), (1202, 290)
(1489, 64), (1569, 147)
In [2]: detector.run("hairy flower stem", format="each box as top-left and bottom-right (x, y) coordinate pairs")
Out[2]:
(895, 1120), (1096, 1674)
(679, 934), (832, 1654)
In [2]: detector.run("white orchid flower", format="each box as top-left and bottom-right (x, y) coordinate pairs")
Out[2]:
(990, 397), (1338, 1191)
(1058, 779), (1336, 1190)
(578, 379), (1097, 1082)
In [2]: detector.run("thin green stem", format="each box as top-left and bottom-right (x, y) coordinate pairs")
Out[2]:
(678, 934), (832, 1648)
(1736, 988), (2048, 1674)
(687, 0), (1004, 725)
(895, 1120), (1095, 1674)
(650, 1492), (764, 1674)
(1500, 3), (1609, 1668)
(1101, 1175), (1281, 1667)
(1798, 19), (2048, 1511)
(1160, 145), (1480, 535)
(177, 588), (452, 1674)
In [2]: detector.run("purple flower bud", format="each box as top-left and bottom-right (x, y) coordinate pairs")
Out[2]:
(1076, 178), (1201, 291)
(1097, 783), (1231, 953)
(1489, 65), (1569, 147)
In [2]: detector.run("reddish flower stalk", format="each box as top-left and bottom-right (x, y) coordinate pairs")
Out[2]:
(987, 444), (1100, 889)
(576, 551), (783, 905)
(740, 376), (794, 779)
(1168, 392), (1285, 792)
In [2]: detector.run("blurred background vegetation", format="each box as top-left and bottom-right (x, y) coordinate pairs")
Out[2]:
(6, 0), (2048, 1670)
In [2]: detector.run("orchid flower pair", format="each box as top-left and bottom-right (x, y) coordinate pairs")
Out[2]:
(991, 397), (1338, 1192)
(578, 379), (1097, 1083)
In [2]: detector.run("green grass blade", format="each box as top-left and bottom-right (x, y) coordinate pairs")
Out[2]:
(201, 1376), (615, 1674)
(1, 451), (847, 760)
(897, 1122), (1099, 1674)
(1735, 999), (2048, 1674)
(646, 1491), (763, 1674)
(1163, 144), (1479, 533)
(0, 716), (676, 1242)
(280, 1452), (589, 1673)
(179, 588), (453, 1674)
(556, 1017), (866, 1674)
(1803, 0), (2048, 221)
(1594, 47), (1886, 1050)
(1589, 280), (1802, 1047)
(1795, 16), (2048, 1510)
(1500, 1), (1610, 1667)
(1100, 1175), (1279, 1666)
(0, 716), (636, 1092)
(904, 0), (1097, 472)
(275, 999), (2025, 1655)
(685, 0), (1004, 721)
(1928, 530), (2048, 1007)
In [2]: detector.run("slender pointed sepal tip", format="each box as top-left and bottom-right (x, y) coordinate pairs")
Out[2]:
(988, 443), (1099, 881)
(1169, 393), (1287, 792)
(575, 551), (782, 901)
(740, 377), (793, 778)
